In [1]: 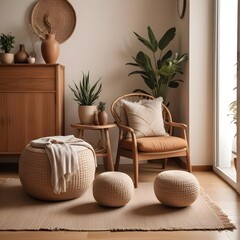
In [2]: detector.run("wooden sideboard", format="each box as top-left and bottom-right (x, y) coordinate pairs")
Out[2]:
(0, 64), (65, 154)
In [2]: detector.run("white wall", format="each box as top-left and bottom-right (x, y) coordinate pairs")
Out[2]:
(0, 0), (215, 167)
(188, 0), (214, 166)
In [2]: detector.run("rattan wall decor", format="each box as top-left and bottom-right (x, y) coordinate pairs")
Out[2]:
(31, 0), (76, 44)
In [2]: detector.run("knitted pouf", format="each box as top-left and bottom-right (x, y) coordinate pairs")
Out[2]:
(19, 144), (96, 201)
(93, 172), (134, 207)
(154, 170), (200, 207)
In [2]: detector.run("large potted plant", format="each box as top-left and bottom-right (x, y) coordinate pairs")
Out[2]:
(127, 26), (188, 103)
(69, 72), (102, 124)
(0, 33), (15, 64)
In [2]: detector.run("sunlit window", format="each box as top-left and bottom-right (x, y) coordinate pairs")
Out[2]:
(216, 0), (238, 178)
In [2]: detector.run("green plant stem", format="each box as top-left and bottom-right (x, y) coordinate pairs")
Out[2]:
(153, 52), (157, 69)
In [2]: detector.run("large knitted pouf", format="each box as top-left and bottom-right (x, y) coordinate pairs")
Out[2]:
(19, 144), (96, 201)
(93, 172), (134, 207)
(154, 170), (200, 207)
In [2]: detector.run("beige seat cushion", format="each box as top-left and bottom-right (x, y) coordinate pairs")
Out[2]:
(120, 136), (187, 152)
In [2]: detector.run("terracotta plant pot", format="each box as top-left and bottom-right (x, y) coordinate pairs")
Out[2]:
(0, 53), (14, 64)
(78, 105), (97, 124)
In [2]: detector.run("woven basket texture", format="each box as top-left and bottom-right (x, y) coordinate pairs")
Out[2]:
(31, 0), (76, 43)
(93, 172), (134, 207)
(19, 144), (95, 201)
(154, 170), (200, 207)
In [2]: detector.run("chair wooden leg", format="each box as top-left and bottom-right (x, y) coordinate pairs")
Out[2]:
(186, 149), (192, 172)
(114, 150), (121, 171)
(162, 158), (168, 169)
(133, 155), (138, 188)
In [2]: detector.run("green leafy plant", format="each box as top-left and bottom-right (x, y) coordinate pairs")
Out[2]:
(229, 91), (237, 132)
(127, 26), (188, 102)
(69, 72), (102, 106)
(229, 90), (237, 126)
(228, 62), (239, 128)
(97, 101), (106, 112)
(0, 33), (15, 53)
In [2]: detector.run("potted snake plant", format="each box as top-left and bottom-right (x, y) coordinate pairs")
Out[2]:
(69, 71), (102, 124)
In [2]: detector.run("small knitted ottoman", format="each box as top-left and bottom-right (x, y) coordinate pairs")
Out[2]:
(154, 170), (200, 207)
(19, 144), (96, 201)
(93, 172), (134, 207)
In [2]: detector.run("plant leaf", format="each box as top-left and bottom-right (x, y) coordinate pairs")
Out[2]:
(126, 62), (139, 67)
(135, 51), (154, 73)
(159, 27), (176, 50)
(133, 89), (151, 95)
(128, 70), (148, 77)
(157, 50), (172, 68)
(147, 26), (158, 52)
(142, 75), (156, 89)
(134, 31), (154, 52)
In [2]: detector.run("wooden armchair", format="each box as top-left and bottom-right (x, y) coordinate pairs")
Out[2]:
(110, 93), (192, 188)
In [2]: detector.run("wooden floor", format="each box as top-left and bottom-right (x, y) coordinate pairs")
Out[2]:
(0, 160), (239, 240)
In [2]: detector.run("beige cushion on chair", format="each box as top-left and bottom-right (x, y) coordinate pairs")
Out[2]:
(120, 136), (188, 152)
(121, 97), (168, 138)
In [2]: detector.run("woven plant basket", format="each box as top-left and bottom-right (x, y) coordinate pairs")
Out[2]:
(19, 144), (96, 201)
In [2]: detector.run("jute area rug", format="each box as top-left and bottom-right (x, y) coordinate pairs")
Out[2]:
(0, 178), (236, 231)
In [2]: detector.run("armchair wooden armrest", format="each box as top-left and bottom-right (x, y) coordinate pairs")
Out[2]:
(165, 121), (188, 140)
(168, 121), (187, 129)
(117, 123), (134, 134)
(115, 122), (138, 158)
(116, 123), (137, 141)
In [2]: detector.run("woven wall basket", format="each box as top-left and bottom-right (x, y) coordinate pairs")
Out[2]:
(19, 145), (96, 201)
(31, 0), (76, 43)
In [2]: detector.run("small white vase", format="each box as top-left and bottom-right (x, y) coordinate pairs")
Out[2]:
(78, 105), (97, 124)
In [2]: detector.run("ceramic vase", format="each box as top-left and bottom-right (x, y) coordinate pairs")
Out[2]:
(78, 105), (97, 124)
(93, 111), (99, 125)
(98, 111), (108, 125)
(41, 33), (60, 64)
(14, 44), (29, 63)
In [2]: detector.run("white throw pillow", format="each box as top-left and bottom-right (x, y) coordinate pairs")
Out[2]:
(121, 97), (168, 138)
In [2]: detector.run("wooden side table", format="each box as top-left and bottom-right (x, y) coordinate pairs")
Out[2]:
(71, 123), (116, 171)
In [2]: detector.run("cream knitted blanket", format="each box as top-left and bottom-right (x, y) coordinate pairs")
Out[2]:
(30, 135), (96, 194)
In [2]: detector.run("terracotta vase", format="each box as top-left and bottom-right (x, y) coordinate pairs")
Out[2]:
(78, 105), (97, 124)
(98, 111), (108, 125)
(14, 44), (29, 63)
(41, 34), (60, 64)
(93, 111), (99, 125)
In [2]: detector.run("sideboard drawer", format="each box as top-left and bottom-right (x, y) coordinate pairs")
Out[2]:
(0, 66), (55, 79)
(0, 78), (55, 92)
